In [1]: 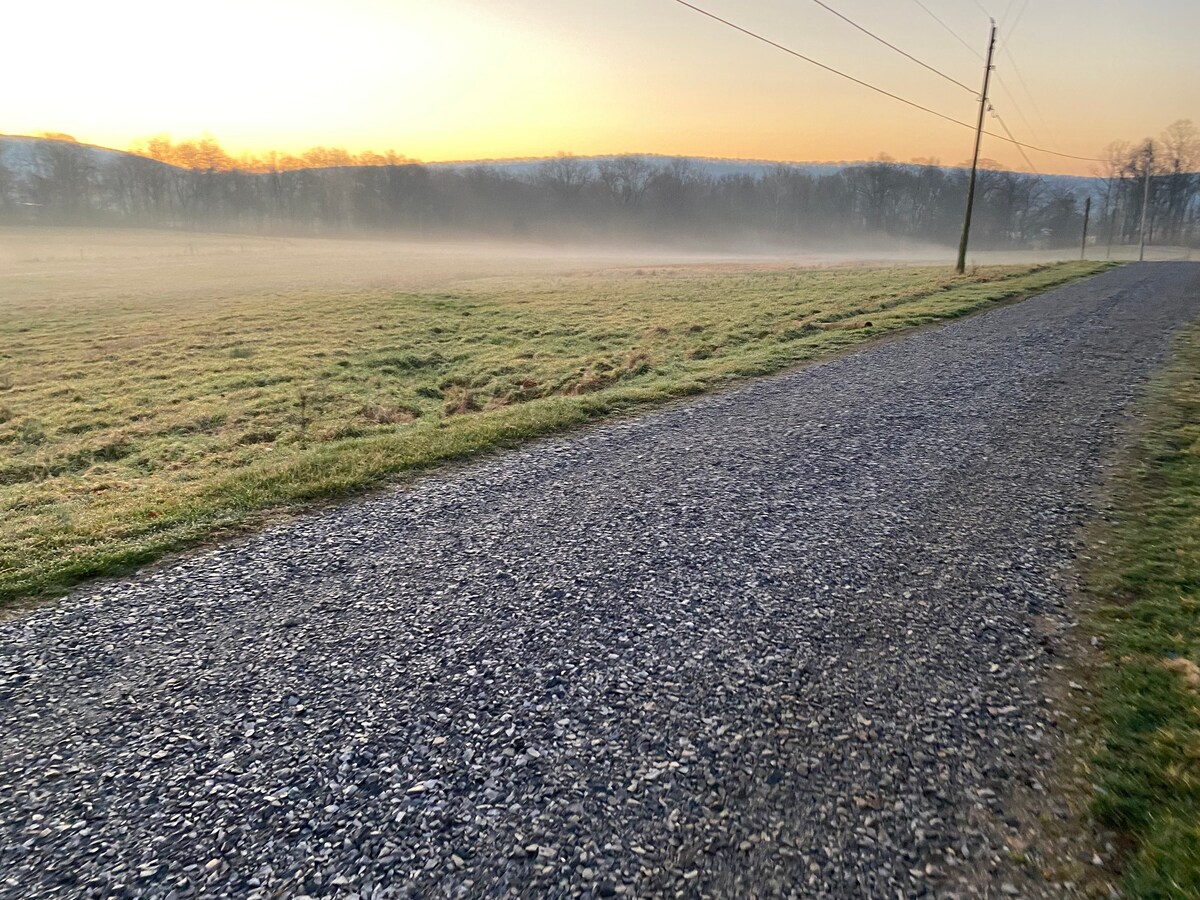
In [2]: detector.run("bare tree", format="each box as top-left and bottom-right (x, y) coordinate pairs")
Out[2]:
(1097, 141), (1131, 253)
(597, 155), (654, 209)
(537, 154), (592, 200)
(1158, 120), (1199, 243)
(35, 140), (95, 222)
(0, 156), (10, 219)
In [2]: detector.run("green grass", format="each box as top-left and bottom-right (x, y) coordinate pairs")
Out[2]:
(0, 260), (1109, 606)
(1086, 318), (1200, 898)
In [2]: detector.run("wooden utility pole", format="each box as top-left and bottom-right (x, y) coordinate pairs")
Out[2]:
(956, 21), (997, 275)
(1138, 141), (1154, 262)
(1080, 196), (1091, 260)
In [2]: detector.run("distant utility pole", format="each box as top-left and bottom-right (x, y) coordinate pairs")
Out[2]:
(1103, 176), (1116, 260)
(1106, 205), (1117, 260)
(1138, 141), (1154, 262)
(1080, 196), (1091, 260)
(956, 20), (997, 275)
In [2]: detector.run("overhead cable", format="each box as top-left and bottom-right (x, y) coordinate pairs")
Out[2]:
(808, 0), (977, 94)
(670, 0), (974, 129)
(989, 106), (1044, 179)
(907, 0), (984, 59)
(668, 0), (1105, 162)
(999, 46), (1062, 153)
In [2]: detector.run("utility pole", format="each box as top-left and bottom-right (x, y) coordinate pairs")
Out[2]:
(1103, 175), (1116, 260)
(1080, 196), (1091, 260)
(956, 20), (997, 275)
(1138, 141), (1154, 262)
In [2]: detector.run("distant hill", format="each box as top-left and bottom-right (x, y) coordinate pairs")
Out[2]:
(0, 134), (1107, 198)
(427, 155), (849, 180)
(0, 135), (173, 180)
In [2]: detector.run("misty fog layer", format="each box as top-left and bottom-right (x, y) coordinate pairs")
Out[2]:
(1, 136), (1197, 251)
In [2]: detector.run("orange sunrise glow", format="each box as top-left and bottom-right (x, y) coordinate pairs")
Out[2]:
(5, 0), (1197, 175)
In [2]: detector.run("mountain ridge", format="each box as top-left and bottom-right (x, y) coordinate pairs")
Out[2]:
(0, 134), (1105, 196)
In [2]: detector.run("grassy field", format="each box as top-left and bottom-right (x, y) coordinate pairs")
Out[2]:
(1087, 320), (1200, 898)
(0, 242), (1108, 606)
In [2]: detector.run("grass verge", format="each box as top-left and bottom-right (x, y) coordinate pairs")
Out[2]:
(1087, 318), (1200, 897)
(0, 260), (1110, 607)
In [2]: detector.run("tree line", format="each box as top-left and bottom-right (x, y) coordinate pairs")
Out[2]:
(1098, 120), (1200, 248)
(1, 124), (1195, 250)
(130, 135), (413, 173)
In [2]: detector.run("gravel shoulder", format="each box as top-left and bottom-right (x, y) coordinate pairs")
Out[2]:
(2, 262), (1198, 899)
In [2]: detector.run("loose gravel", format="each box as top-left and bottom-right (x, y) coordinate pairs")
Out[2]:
(2, 262), (1198, 900)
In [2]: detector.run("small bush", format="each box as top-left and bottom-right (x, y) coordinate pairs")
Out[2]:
(237, 430), (279, 446)
(368, 352), (442, 372)
(18, 419), (45, 445)
(623, 349), (654, 377)
(507, 378), (544, 403)
(91, 437), (133, 463)
(362, 404), (420, 425)
(176, 413), (227, 434)
(316, 423), (367, 442)
(567, 370), (613, 395)
(482, 395), (510, 412)
(442, 386), (480, 416)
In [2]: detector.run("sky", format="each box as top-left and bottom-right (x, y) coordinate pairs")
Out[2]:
(5, 0), (1197, 175)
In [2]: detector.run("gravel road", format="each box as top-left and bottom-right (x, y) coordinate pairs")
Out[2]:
(3, 263), (1198, 900)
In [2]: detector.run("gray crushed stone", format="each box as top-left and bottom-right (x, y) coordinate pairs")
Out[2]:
(2, 262), (1198, 899)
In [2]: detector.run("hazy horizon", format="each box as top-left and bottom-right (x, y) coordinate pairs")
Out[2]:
(0, 131), (1117, 176)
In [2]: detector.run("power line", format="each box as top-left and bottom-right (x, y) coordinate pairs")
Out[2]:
(807, 0), (976, 94)
(668, 0), (1106, 163)
(1003, 0), (1031, 38)
(992, 0), (1055, 147)
(984, 130), (1103, 163)
(989, 106), (1044, 180)
(668, 0), (974, 129)
(999, 46), (1062, 152)
(993, 75), (1048, 148)
(907, 0), (983, 59)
